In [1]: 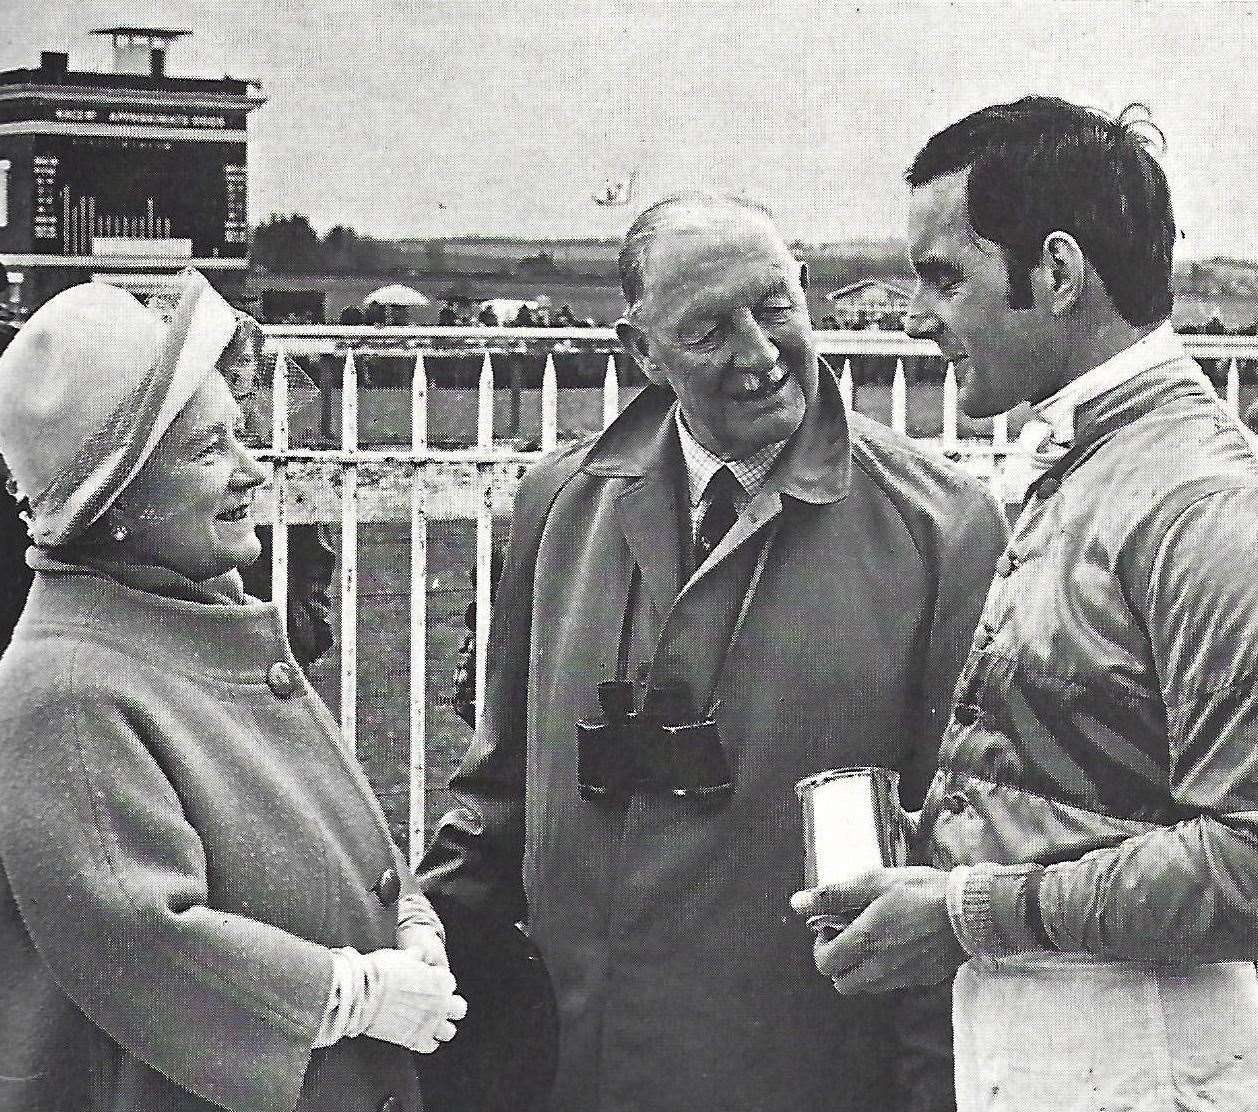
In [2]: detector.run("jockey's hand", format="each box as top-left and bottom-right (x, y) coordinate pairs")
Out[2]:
(791, 867), (966, 994)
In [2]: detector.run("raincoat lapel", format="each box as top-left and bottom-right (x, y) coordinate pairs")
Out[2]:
(613, 465), (685, 624)
(583, 386), (687, 623)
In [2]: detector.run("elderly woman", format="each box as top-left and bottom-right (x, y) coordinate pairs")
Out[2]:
(0, 274), (465, 1112)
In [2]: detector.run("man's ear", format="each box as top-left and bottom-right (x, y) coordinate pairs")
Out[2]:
(1039, 231), (1086, 315)
(799, 261), (809, 293)
(616, 317), (664, 385)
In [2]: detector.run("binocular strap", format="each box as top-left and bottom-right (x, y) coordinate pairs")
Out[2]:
(615, 518), (781, 716)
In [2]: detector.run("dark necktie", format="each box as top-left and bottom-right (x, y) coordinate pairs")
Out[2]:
(693, 467), (740, 570)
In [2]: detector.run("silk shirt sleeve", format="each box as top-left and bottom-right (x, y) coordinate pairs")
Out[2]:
(1038, 486), (1258, 962)
(0, 673), (335, 1112)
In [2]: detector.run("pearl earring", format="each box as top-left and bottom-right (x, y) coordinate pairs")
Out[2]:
(111, 522), (129, 542)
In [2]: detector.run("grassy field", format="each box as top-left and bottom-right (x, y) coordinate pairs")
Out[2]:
(292, 377), (1058, 447)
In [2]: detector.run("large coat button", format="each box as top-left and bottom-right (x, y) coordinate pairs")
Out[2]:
(375, 867), (401, 905)
(1036, 476), (1061, 499)
(973, 623), (994, 651)
(953, 704), (979, 726)
(267, 661), (297, 698)
(995, 552), (1016, 578)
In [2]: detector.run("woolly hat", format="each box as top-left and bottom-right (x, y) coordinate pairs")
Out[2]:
(0, 271), (241, 546)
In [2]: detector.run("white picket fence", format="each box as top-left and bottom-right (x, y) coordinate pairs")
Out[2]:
(257, 325), (1258, 861)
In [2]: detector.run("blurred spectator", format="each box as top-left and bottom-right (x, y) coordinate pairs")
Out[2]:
(554, 305), (578, 328)
(363, 300), (386, 326)
(0, 320), (31, 654)
(512, 303), (537, 327)
(451, 543), (506, 729)
(819, 314), (839, 330)
(339, 304), (365, 325)
(240, 525), (337, 672)
(437, 301), (459, 326)
(477, 303), (500, 327)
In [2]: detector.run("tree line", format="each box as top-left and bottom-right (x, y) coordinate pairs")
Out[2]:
(251, 215), (426, 275)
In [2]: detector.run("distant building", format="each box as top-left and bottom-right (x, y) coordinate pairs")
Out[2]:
(0, 28), (265, 315)
(824, 279), (911, 327)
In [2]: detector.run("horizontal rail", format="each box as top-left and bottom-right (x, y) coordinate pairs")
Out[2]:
(261, 323), (1258, 360)
(254, 448), (543, 465)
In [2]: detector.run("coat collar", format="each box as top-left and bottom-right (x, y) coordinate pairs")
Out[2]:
(19, 553), (296, 684)
(581, 362), (853, 506)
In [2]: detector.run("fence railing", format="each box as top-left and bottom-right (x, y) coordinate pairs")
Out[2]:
(257, 325), (1258, 861)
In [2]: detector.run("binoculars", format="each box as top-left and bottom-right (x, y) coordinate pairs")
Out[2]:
(577, 679), (733, 802)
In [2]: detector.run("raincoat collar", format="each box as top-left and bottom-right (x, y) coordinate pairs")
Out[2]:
(582, 362), (852, 505)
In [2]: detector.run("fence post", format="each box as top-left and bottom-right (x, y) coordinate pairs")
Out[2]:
(542, 353), (558, 451)
(839, 358), (854, 413)
(474, 353), (494, 733)
(603, 355), (620, 428)
(892, 359), (907, 435)
(993, 413), (1009, 450)
(340, 349), (359, 758)
(270, 348), (289, 633)
(409, 353), (428, 866)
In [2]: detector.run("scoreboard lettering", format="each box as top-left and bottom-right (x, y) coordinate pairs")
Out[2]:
(39, 106), (241, 130)
(105, 110), (227, 128)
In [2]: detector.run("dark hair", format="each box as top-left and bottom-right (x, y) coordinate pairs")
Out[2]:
(906, 97), (1174, 325)
(618, 192), (774, 313)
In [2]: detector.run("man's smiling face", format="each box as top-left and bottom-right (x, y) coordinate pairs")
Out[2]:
(906, 169), (1056, 418)
(628, 210), (815, 460)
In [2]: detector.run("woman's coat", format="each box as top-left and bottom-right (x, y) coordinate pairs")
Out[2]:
(0, 560), (422, 1112)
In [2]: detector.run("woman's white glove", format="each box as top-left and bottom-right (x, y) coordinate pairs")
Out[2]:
(315, 947), (467, 1052)
(362, 949), (467, 1054)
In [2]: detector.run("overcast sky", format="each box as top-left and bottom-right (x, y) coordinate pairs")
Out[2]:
(5, 2), (1257, 256)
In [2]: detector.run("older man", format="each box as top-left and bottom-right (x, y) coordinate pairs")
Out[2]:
(421, 194), (1004, 1112)
(796, 98), (1258, 1111)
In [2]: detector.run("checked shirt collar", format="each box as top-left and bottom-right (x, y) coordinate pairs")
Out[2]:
(674, 408), (788, 537)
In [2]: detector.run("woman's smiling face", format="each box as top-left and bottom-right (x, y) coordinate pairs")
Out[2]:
(113, 373), (268, 582)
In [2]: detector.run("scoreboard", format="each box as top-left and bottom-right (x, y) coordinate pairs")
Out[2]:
(24, 135), (249, 259)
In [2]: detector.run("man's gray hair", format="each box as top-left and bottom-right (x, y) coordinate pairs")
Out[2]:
(618, 192), (775, 315)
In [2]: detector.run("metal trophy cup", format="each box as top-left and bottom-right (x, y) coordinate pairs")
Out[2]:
(795, 767), (909, 939)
